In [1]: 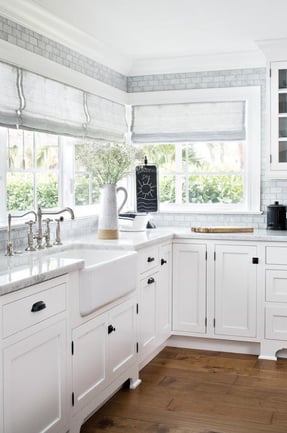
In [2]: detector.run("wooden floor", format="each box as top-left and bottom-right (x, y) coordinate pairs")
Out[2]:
(81, 347), (287, 433)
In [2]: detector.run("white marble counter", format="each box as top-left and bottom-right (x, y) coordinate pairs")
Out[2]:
(1, 226), (287, 296)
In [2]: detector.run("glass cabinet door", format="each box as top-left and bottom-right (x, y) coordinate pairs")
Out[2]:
(270, 62), (287, 171)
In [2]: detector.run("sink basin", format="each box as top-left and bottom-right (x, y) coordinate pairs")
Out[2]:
(51, 247), (137, 316)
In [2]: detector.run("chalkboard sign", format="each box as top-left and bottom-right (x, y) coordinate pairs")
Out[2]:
(136, 165), (158, 213)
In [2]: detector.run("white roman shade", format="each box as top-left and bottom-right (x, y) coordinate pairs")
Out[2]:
(21, 70), (86, 137)
(0, 62), (19, 127)
(0, 60), (127, 141)
(132, 101), (246, 143)
(86, 93), (127, 142)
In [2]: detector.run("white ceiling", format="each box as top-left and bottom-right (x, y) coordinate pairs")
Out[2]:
(2, 0), (287, 74)
(30, 0), (287, 57)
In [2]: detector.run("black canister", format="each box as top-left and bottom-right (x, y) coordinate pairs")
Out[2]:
(267, 201), (287, 230)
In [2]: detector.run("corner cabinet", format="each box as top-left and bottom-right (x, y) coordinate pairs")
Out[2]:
(270, 61), (287, 175)
(173, 241), (259, 341)
(0, 276), (68, 433)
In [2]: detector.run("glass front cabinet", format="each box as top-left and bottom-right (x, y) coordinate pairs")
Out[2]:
(270, 61), (287, 174)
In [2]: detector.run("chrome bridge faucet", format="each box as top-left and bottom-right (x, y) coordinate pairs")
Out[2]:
(35, 206), (75, 249)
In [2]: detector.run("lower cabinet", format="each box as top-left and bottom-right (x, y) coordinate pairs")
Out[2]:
(3, 321), (67, 433)
(0, 276), (68, 433)
(173, 243), (207, 334)
(173, 241), (258, 341)
(260, 246), (287, 359)
(72, 297), (137, 411)
(138, 242), (172, 366)
(214, 244), (257, 338)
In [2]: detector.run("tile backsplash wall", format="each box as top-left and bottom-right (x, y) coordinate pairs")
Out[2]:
(0, 13), (287, 253)
(0, 15), (127, 91)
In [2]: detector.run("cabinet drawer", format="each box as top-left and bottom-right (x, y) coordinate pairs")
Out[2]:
(2, 282), (67, 338)
(265, 305), (287, 340)
(138, 246), (159, 274)
(265, 246), (287, 265)
(266, 269), (287, 302)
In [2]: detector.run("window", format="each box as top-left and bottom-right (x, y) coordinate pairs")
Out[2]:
(132, 86), (261, 213)
(6, 128), (59, 211)
(142, 140), (244, 207)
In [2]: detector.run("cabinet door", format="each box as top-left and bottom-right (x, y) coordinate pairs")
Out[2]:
(3, 320), (67, 433)
(72, 313), (107, 410)
(108, 299), (137, 381)
(270, 62), (287, 172)
(139, 272), (158, 359)
(214, 244), (257, 338)
(173, 243), (207, 334)
(158, 244), (172, 341)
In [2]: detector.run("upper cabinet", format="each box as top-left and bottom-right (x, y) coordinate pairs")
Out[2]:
(258, 38), (287, 177)
(270, 61), (287, 174)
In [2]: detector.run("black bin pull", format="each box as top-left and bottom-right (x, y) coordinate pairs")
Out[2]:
(31, 300), (46, 313)
(147, 256), (155, 263)
(147, 277), (155, 284)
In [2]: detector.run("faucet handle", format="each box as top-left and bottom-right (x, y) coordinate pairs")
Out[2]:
(25, 220), (36, 251)
(43, 218), (53, 248)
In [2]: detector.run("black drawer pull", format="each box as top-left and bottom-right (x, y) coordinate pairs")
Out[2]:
(161, 258), (167, 266)
(147, 256), (155, 263)
(147, 277), (155, 284)
(108, 324), (116, 334)
(31, 300), (46, 313)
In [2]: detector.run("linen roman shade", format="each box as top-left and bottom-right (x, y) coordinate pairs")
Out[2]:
(21, 70), (86, 137)
(0, 60), (127, 141)
(86, 93), (127, 142)
(131, 101), (246, 143)
(0, 62), (19, 127)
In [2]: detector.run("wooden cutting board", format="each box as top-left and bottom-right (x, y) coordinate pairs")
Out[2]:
(191, 226), (254, 233)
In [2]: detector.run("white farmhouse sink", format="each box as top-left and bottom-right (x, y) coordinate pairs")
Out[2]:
(52, 247), (137, 316)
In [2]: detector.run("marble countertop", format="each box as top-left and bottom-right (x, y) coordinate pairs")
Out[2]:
(1, 226), (287, 296)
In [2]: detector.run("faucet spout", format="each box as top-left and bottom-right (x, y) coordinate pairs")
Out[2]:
(41, 207), (75, 220)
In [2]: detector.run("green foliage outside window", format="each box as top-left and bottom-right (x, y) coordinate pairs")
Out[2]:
(7, 177), (58, 211)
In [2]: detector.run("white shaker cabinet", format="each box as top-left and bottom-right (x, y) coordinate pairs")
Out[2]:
(173, 243), (207, 334)
(214, 244), (257, 338)
(0, 276), (68, 433)
(173, 241), (258, 341)
(72, 297), (137, 412)
(260, 245), (287, 359)
(138, 242), (172, 367)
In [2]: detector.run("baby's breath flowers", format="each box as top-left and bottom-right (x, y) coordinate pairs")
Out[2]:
(76, 141), (143, 185)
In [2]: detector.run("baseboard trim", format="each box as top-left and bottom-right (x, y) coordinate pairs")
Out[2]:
(167, 335), (261, 356)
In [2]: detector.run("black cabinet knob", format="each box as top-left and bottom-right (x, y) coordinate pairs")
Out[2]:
(147, 277), (155, 284)
(161, 258), (167, 266)
(147, 256), (155, 263)
(108, 324), (116, 334)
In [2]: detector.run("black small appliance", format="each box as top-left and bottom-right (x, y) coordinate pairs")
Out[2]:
(267, 201), (287, 230)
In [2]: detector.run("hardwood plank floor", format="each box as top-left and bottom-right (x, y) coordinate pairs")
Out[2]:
(80, 347), (287, 433)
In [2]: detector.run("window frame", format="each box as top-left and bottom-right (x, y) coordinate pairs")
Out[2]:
(128, 86), (261, 214)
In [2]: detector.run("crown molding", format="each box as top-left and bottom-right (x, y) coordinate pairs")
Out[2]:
(0, 38), (128, 104)
(129, 50), (266, 76)
(0, 0), (132, 75)
(256, 38), (287, 62)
